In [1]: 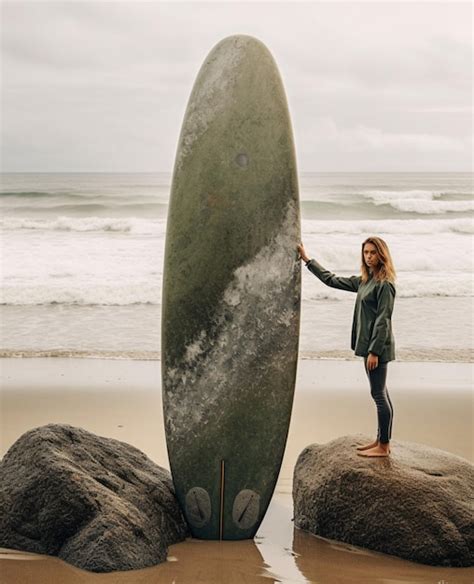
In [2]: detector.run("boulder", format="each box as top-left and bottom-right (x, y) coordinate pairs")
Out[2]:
(293, 435), (474, 567)
(0, 424), (188, 572)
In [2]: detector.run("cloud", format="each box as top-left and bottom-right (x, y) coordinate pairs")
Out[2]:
(1, 1), (472, 171)
(312, 117), (466, 153)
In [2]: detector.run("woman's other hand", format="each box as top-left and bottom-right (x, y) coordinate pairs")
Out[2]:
(367, 353), (379, 370)
(297, 243), (310, 263)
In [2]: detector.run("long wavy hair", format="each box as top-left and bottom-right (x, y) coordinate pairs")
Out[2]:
(360, 236), (396, 283)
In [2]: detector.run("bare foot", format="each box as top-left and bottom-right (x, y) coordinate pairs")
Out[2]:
(356, 440), (379, 451)
(357, 444), (391, 457)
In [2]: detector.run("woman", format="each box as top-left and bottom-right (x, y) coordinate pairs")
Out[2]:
(297, 237), (396, 458)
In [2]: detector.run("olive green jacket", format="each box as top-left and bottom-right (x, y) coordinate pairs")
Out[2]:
(306, 259), (396, 362)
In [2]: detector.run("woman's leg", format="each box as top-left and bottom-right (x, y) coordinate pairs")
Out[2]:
(364, 357), (393, 444)
(357, 359), (383, 450)
(363, 357), (381, 441)
(385, 385), (394, 441)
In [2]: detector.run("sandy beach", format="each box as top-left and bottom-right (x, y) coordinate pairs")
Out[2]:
(1, 357), (473, 583)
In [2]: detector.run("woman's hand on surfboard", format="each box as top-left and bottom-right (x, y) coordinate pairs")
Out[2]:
(297, 243), (309, 263)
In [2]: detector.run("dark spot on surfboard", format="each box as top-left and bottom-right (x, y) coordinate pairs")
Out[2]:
(235, 153), (249, 168)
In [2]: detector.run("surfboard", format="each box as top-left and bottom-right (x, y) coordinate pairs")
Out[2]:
(162, 34), (301, 540)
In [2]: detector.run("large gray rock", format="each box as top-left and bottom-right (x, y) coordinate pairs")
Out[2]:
(293, 435), (474, 567)
(0, 424), (188, 572)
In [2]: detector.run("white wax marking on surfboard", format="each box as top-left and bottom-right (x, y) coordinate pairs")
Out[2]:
(175, 38), (246, 173)
(164, 200), (300, 439)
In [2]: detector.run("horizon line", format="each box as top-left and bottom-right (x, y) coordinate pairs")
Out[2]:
(1, 170), (472, 175)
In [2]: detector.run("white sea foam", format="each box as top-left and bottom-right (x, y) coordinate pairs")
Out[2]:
(1, 270), (471, 306)
(389, 200), (472, 214)
(2, 216), (472, 235)
(363, 189), (448, 200)
(361, 190), (474, 214)
(302, 232), (472, 272)
(0, 284), (161, 306)
(301, 217), (473, 235)
(304, 275), (473, 300)
(1, 215), (472, 305)
(1, 172), (472, 356)
(0, 216), (164, 234)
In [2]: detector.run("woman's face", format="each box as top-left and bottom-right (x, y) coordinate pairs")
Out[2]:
(363, 243), (380, 269)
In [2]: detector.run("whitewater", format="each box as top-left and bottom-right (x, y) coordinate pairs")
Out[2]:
(1, 172), (472, 361)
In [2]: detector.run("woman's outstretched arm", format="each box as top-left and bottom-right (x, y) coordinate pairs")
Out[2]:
(297, 243), (360, 293)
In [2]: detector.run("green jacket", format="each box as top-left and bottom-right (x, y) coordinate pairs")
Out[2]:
(306, 259), (396, 362)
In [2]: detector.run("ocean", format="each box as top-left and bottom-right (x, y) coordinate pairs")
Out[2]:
(1, 172), (472, 362)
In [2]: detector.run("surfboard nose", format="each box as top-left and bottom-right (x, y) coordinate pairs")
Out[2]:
(210, 33), (275, 54)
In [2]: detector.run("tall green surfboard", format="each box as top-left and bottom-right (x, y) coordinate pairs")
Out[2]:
(162, 35), (301, 540)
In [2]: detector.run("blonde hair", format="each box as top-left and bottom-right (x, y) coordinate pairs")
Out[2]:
(360, 236), (396, 283)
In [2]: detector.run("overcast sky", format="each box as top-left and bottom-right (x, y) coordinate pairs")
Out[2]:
(1, 1), (472, 172)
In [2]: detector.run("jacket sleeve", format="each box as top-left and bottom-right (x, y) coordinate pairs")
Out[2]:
(368, 281), (396, 356)
(306, 259), (360, 293)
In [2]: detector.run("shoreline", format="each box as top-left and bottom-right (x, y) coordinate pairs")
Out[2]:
(1, 348), (472, 362)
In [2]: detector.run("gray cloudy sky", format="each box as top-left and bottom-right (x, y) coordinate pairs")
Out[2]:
(1, 1), (472, 172)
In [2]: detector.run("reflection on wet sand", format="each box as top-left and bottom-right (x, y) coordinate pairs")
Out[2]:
(158, 539), (274, 584)
(293, 527), (474, 584)
(2, 494), (474, 584)
(0, 539), (274, 584)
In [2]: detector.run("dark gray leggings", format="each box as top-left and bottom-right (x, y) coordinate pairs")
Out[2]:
(363, 357), (394, 444)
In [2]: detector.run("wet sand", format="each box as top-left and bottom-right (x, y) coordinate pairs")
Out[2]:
(0, 357), (473, 583)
